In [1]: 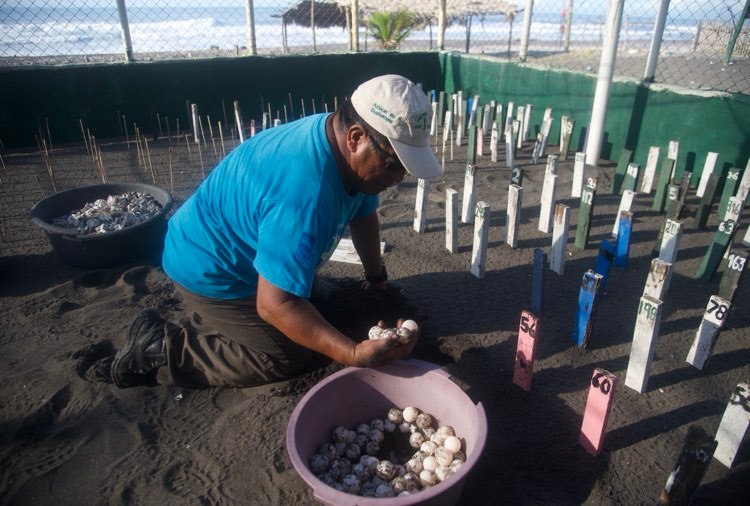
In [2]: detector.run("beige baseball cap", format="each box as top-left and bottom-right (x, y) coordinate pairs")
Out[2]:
(350, 74), (442, 179)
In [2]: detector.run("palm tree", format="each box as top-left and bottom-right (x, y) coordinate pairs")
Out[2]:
(368, 9), (415, 50)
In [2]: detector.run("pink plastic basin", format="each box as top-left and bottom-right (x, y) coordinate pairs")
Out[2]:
(286, 359), (487, 505)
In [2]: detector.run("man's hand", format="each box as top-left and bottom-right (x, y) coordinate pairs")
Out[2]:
(352, 319), (419, 367)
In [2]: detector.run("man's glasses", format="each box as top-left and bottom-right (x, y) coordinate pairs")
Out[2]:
(366, 129), (404, 173)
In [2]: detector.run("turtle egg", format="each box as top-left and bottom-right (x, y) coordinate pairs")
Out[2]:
(356, 423), (370, 435)
(368, 326), (384, 340)
(419, 469), (437, 487)
(449, 460), (464, 474)
(405, 458), (423, 474)
(394, 464), (406, 477)
(383, 419), (396, 432)
(334, 441), (347, 457)
(346, 430), (357, 444)
(375, 483), (395, 498)
(360, 455), (378, 474)
(310, 453), (330, 474)
(403, 472), (421, 491)
(416, 412), (434, 430)
(444, 435), (462, 453)
(391, 476), (409, 494)
(365, 440), (380, 455)
(436, 425), (456, 439)
(420, 440), (438, 455)
(370, 418), (385, 431)
(452, 450), (466, 463)
(332, 426), (348, 442)
(318, 443), (337, 461)
(399, 422), (411, 433)
(361, 481), (377, 497)
(403, 406), (419, 423)
(401, 319), (419, 333)
(368, 428), (384, 444)
(408, 432), (425, 449)
(387, 408), (404, 424)
(341, 474), (361, 494)
(352, 462), (369, 481)
(381, 328), (397, 340)
(345, 443), (361, 461)
(422, 455), (438, 472)
(434, 447), (454, 467)
(355, 433), (368, 448)
(376, 460), (396, 480)
(435, 466), (451, 482)
(395, 327), (412, 343)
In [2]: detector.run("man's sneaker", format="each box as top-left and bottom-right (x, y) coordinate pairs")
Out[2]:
(111, 309), (167, 388)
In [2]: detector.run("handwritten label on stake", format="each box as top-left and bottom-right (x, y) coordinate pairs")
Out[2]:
(625, 295), (663, 393)
(714, 382), (750, 468)
(513, 310), (539, 391)
(579, 368), (617, 456)
(686, 294), (732, 370)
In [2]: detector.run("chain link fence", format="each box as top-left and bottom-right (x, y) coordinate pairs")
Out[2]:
(1, 1), (748, 94)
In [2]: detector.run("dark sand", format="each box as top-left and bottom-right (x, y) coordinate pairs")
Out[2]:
(1, 126), (749, 505)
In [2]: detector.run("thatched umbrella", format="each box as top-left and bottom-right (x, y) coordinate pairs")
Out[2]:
(277, 1), (348, 53)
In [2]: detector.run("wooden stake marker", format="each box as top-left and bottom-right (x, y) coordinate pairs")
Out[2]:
(718, 167), (741, 219)
(461, 164), (477, 224)
(658, 218), (682, 265)
(610, 148), (633, 194)
(696, 152), (719, 197)
(516, 106), (525, 149)
(612, 190), (636, 237)
(652, 158), (675, 212)
(470, 202), (491, 279)
(506, 120), (518, 168)
(531, 248), (547, 315)
(445, 188), (458, 253)
(667, 140), (680, 179)
(506, 184), (522, 249)
(571, 152), (586, 198)
(696, 196), (742, 280)
(513, 310), (539, 391)
(538, 155), (559, 233)
(572, 270), (604, 348)
(695, 172), (720, 230)
(191, 103), (200, 144)
(550, 203), (570, 275)
(413, 178), (429, 233)
(621, 163), (640, 193)
(614, 211), (633, 269)
(714, 382), (750, 468)
(658, 426), (716, 505)
(686, 294), (732, 369)
(233, 100), (244, 142)
(522, 104), (532, 142)
(575, 177), (597, 249)
(640, 146), (660, 194)
(490, 121), (499, 163)
(559, 115), (574, 161)
(718, 249), (748, 303)
(579, 368), (617, 456)
(625, 295), (663, 393)
(643, 258), (673, 301)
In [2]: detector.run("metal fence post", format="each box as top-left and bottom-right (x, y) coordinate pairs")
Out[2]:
(352, 0), (359, 52)
(245, 0), (257, 55)
(519, 0), (534, 61)
(438, 0), (446, 50)
(644, 0), (670, 82)
(115, 0), (134, 62)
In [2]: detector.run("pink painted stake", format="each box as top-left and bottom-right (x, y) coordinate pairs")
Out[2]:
(579, 368), (618, 456)
(250, 119), (256, 137)
(477, 127), (484, 157)
(513, 310), (539, 391)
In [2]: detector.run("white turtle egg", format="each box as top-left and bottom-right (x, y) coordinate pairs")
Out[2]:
(391, 476), (408, 494)
(408, 432), (425, 449)
(360, 455), (379, 474)
(449, 460), (464, 474)
(355, 433), (368, 448)
(435, 466), (451, 482)
(345, 443), (361, 461)
(387, 408), (404, 424)
(452, 450), (466, 463)
(436, 425), (455, 439)
(434, 447), (454, 467)
(376, 460), (396, 480)
(368, 326), (383, 340)
(346, 430), (357, 444)
(352, 462), (369, 481)
(341, 474), (361, 494)
(356, 423), (370, 435)
(318, 442), (337, 461)
(401, 320), (419, 333)
(403, 472), (421, 491)
(422, 455), (438, 472)
(361, 481), (377, 497)
(419, 469), (437, 487)
(444, 435), (462, 453)
(405, 458), (423, 474)
(368, 428), (384, 444)
(334, 441), (347, 457)
(370, 418), (385, 431)
(381, 328), (397, 340)
(310, 453), (330, 474)
(383, 419), (396, 432)
(420, 440), (438, 455)
(365, 440), (380, 455)
(416, 412), (434, 430)
(394, 464), (406, 477)
(395, 326), (412, 343)
(399, 422), (411, 433)
(332, 426), (348, 442)
(375, 483), (395, 498)
(402, 406), (420, 423)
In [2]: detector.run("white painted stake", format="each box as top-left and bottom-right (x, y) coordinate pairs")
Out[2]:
(191, 103), (200, 144)
(430, 101), (438, 136)
(516, 106), (525, 149)
(506, 120), (517, 169)
(658, 218), (683, 264)
(507, 184), (522, 249)
(477, 127), (484, 157)
(441, 111), (452, 172)
(233, 100), (244, 142)
(523, 104), (532, 142)
(696, 152), (719, 197)
(446, 188), (458, 253)
(686, 295), (732, 370)
(543, 106), (552, 126)
(538, 155), (559, 233)
(330, 238), (386, 265)
(612, 190), (636, 237)
(714, 382), (750, 468)
(572, 152), (587, 198)
(743, 223), (750, 246)
(643, 258), (672, 301)
(413, 178), (429, 233)
(550, 203), (570, 275)
(470, 201), (491, 278)
(490, 121), (499, 162)
(461, 164), (477, 224)
(505, 102), (514, 141)
(625, 295), (664, 393)
(736, 158), (750, 204)
(640, 146), (661, 194)
(668, 140), (679, 179)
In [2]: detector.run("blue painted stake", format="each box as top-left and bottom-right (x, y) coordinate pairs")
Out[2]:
(594, 240), (616, 291)
(531, 248), (548, 315)
(614, 211), (633, 269)
(572, 270), (604, 348)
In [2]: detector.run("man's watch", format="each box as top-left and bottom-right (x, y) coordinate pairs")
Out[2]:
(364, 264), (388, 284)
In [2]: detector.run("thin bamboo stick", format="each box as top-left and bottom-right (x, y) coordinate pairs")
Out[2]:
(218, 122), (226, 158)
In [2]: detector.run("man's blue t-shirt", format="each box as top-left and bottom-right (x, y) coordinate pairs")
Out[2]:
(162, 113), (379, 300)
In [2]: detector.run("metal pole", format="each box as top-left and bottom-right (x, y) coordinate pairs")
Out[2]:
(644, 0), (670, 81)
(115, 0), (134, 62)
(245, 0), (257, 55)
(351, 0), (359, 52)
(519, 0), (534, 61)
(563, 0), (573, 52)
(311, 0), (316, 52)
(438, 0), (446, 50)
(586, 0), (624, 167)
(725, 0), (750, 63)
